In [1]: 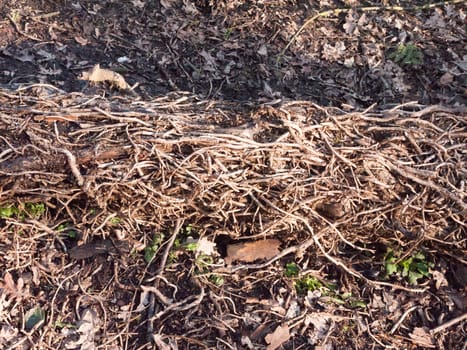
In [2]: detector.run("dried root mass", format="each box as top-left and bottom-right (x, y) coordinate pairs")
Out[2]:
(0, 86), (465, 349)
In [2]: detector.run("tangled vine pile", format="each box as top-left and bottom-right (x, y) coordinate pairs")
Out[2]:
(0, 85), (465, 349)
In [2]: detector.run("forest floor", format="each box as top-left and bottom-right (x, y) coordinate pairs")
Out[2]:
(0, 1), (466, 349)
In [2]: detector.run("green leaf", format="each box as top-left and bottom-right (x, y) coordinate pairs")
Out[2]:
(25, 307), (45, 331)
(295, 276), (324, 293)
(54, 321), (76, 329)
(109, 216), (122, 225)
(209, 275), (224, 286)
(390, 43), (423, 65)
(341, 292), (352, 299)
(285, 262), (299, 277)
(144, 233), (165, 263)
(413, 252), (425, 260)
(144, 246), (156, 263)
(400, 257), (413, 277)
(184, 242), (198, 251)
(0, 206), (19, 218)
(385, 262), (398, 275)
(184, 224), (193, 235)
(25, 203), (46, 218)
(57, 224), (77, 238)
(413, 261), (430, 276)
(328, 297), (345, 305)
(408, 271), (423, 285)
(350, 300), (367, 308)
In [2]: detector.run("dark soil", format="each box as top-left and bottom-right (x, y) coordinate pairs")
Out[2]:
(1, 0), (466, 106)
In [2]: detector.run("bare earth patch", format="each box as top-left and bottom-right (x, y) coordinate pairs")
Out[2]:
(0, 1), (466, 349)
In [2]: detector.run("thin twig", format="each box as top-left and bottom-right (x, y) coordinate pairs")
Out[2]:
(430, 312), (467, 334)
(390, 305), (418, 334)
(147, 219), (184, 343)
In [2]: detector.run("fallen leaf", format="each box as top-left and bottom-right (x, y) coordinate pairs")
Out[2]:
(16, 48), (35, 62)
(64, 308), (100, 350)
(0, 325), (18, 345)
(74, 35), (88, 46)
(409, 327), (435, 348)
(432, 270), (448, 289)
(322, 41), (346, 62)
(265, 324), (290, 350)
(225, 239), (281, 264)
(200, 50), (217, 71)
(136, 289), (150, 312)
(258, 44), (268, 56)
(182, 0), (199, 15)
(285, 300), (300, 319)
(305, 313), (329, 344)
(24, 307), (45, 331)
(439, 72), (453, 86)
(241, 335), (254, 349)
(160, 0), (175, 9)
(131, 0), (145, 8)
(0, 272), (29, 301)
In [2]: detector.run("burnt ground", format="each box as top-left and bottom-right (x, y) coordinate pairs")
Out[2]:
(0, 0), (466, 349)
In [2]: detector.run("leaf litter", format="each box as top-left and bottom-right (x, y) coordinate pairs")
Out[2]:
(0, 0), (466, 349)
(225, 239), (281, 265)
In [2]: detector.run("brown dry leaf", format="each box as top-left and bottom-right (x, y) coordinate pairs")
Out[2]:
(0, 272), (28, 301)
(74, 35), (88, 46)
(159, 0), (174, 9)
(439, 72), (453, 86)
(200, 50), (217, 72)
(131, 0), (145, 8)
(343, 10), (358, 35)
(409, 327), (435, 348)
(264, 324), (290, 350)
(64, 308), (100, 350)
(305, 313), (330, 344)
(225, 239), (281, 264)
(322, 42), (346, 62)
(432, 270), (448, 289)
(0, 325), (18, 346)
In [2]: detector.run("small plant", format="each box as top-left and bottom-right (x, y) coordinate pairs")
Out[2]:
(389, 43), (423, 65)
(209, 274), (224, 286)
(144, 233), (165, 263)
(224, 27), (233, 40)
(0, 206), (19, 218)
(9, 9), (21, 23)
(295, 276), (324, 294)
(184, 242), (199, 252)
(340, 292), (367, 308)
(109, 216), (122, 225)
(25, 203), (46, 218)
(0, 203), (46, 219)
(177, 225), (200, 252)
(284, 262), (300, 277)
(195, 254), (213, 272)
(183, 224), (195, 236)
(57, 223), (77, 238)
(293, 274), (366, 309)
(384, 249), (433, 285)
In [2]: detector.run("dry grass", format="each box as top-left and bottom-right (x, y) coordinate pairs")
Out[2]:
(0, 85), (465, 349)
